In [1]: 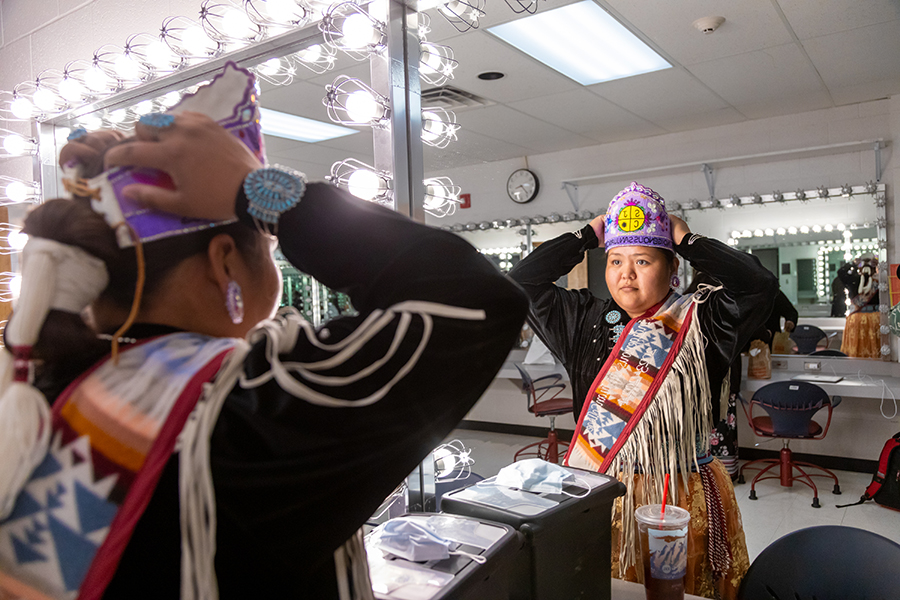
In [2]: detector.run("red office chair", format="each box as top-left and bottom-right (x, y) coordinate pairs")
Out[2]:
(514, 364), (572, 464)
(737, 381), (842, 508)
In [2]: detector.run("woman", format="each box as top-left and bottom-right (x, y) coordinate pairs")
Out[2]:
(509, 182), (777, 599)
(838, 257), (880, 358)
(0, 109), (527, 598)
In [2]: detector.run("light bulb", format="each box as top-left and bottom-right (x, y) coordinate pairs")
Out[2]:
(146, 39), (178, 70)
(10, 97), (33, 119)
(345, 90), (383, 122)
(80, 114), (103, 131)
(800, 226), (810, 233)
(424, 183), (453, 209)
(347, 168), (382, 201)
(753, 229), (763, 237)
(258, 57), (283, 76)
(776, 228), (786, 235)
(741, 230), (751, 238)
(340, 13), (378, 49)
(5, 181), (29, 203)
(84, 64), (111, 92)
(183, 24), (217, 56)
(7, 230), (28, 250)
(33, 88), (58, 111)
(108, 109), (128, 123)
(58, 77), (85, 102)
(420, 43), (442, 74)
(824, 224), (833, 232)
(133, 100), (154, 115)
(837, 223), (845, 230)
(788, 226), (798, 234)
(3, 135), (29, 156)
(159, 90), (182, 107)
(222, 8), (257, 39)
(9, 274), (21, 300)
(421, 111), (445, 142)
(297, 44), (322, 62)
(764, 228), (774, 236)
(730, 230), (740, 238)
(262, 0), (302, 23)
(812, 225), (822, 233)
(114, 53), (139, 80)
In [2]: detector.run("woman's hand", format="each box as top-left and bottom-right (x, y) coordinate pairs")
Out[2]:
(59, 129), (125, 170)
(103, 111), (262, 221)
(670, 214), (691, 245)
(589, 214), (605, 245)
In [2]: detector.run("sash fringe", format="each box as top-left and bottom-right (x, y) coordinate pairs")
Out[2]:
(611, 317), (713, 571)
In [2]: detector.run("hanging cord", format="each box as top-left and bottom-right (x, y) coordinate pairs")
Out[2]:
(109, 222), (145, 364)
(854, 370), (898, 419)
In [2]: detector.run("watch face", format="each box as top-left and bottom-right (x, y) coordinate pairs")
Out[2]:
(507, 169), (540, 203)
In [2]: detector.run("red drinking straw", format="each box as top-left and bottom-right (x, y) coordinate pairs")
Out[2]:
(661, 473), (670, 516)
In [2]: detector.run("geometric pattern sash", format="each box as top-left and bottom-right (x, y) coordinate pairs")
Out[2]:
(0, 333), (235, 600)
(564, 293), (695, 473)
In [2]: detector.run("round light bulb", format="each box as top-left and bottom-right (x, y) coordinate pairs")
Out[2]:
(730, 230), (740, 238)
(263, 0), (303, 23)
(741, 230), (751, 238)
(108, 109), (128, 124)
(84, 65), (111, 92)
(439, 0), (464, 17)
(812, 225), (822, 233)
(80, 114), (103, 131)
(421, 111), (445, 142)
(7, 230), (28, 250)
(347, 168), (382, 201)
(788, 226), (798, 234)
(800, 226), (810, 234)
(222, 8), (257, 39)
(258, 57), (283, 76)
(824, 224), (833, 232)
(159, 90), (182, 107)
(425, 183), (453, 209)
(9, 274), (22, 300)
(182, 24), (217, 56)
(753, 229), (763, 237)
(133, 100), (154, 115)
(33, 88), (57, 112)
(113, 53), (138, 80)
(764, 228), (774, 236)
(340, 13), (378, 49)
(297, 44), (322, 62)
(58, 77), (85, 102)
(10, 97), (34, 119)
(345, 90), (383, 123)
(420, 43), (442, 74)
(5, 181), (29, 203)
(837, 223), (846, 230)
(146, 39), (178, 70)
(3, 135), (29, 156)
(776, 227), (786, 235)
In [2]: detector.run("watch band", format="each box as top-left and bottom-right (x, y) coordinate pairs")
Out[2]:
(243, 166), (307, 232)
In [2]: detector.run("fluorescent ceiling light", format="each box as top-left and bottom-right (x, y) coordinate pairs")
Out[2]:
(260, 107), (357, 142)
(487, 1), (670, 86)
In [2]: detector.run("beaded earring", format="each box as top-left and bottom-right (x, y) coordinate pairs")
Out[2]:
(670, 274), (681, 289)
(226, 279), (245, 325)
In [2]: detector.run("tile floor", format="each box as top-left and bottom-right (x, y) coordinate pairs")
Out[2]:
(446, 429), (900, 562)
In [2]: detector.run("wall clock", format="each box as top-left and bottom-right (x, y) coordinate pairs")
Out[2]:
(507, 168), (540, 204)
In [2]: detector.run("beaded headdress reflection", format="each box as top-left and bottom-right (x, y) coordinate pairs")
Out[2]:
(63, 61), (265, 248)
(603, 182), (672, 252)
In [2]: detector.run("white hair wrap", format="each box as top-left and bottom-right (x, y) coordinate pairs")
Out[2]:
(0, 236), (110, 519)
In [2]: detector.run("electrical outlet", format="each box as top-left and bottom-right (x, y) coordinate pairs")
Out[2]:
(804, 361), (822, 371)
(772, 359), (787, 370)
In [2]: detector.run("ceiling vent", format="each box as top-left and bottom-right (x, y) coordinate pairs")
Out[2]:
(421, 86), (494, 110)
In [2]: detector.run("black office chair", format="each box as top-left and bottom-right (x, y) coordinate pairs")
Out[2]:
(737, 380), (841, 507)
(738, 525), (900, 600)
(809, 349), (847, 357)
(789, 324), (828, 354)
(513, 364), (572, 463)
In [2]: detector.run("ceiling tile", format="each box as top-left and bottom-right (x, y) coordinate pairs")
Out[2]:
(588, 67), (729, 125)
(688, 43), (829, 108)
(424, 128), (532, 171)
(603, 0), (793, 66)
(455, 104), (596, 153)
(802, 20), (900, 92)
(652, 106), (746, 133)
(777, 0), (900, 39)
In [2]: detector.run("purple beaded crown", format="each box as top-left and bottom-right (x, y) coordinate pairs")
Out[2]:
(603, 182), (672, 252)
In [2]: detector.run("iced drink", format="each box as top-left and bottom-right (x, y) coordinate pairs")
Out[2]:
(635, 504), (690, 600)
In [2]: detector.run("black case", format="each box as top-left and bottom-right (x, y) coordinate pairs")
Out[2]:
(440, 467), (625, 600)
(367, 513), (522, 600)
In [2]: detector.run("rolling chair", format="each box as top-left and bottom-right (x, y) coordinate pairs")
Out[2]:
(789, 324), (829, 354)
(513, 364), (572, 463)
(738, 525), (900, 600)
(737, 380), (842, 508)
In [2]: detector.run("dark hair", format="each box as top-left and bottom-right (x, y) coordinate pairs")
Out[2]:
(21, 152), (268, 398)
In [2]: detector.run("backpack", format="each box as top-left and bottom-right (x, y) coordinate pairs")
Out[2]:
(837, 432), (900, 510)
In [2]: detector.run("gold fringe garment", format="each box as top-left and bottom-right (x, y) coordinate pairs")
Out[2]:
(611, 459), (750, 600)
(841, 311), (880, 358)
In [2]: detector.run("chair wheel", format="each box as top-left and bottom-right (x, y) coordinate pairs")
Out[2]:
(833, 485), (841, 495)
(749, 490), (757, 500)
(812, 497), (821, 508)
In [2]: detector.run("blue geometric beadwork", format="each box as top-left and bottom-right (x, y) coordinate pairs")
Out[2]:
(611, 323), (625, 343)
(605, 310), (622, 325)
(244, 166), (307, 224)
(138, 113), (175, 128)
(66, 127), (88, 142)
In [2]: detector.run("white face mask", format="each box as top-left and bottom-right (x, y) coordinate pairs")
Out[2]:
(375, 518), (486, 564)
(494, 459), (586, 495)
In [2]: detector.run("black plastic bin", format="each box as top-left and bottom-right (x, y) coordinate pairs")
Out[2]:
(366, 512), (522, 600)
(440, 466), (625, 600)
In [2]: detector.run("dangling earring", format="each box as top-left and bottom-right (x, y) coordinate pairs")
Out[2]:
(670, 274), (680, 289)
(226, 279), (244, 325)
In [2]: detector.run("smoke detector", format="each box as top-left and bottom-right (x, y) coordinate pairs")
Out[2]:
(692, 16), (725, 34)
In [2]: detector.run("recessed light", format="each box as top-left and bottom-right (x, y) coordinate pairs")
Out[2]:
(477, 71), (505, 81)
(259, 107), (357, 143)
